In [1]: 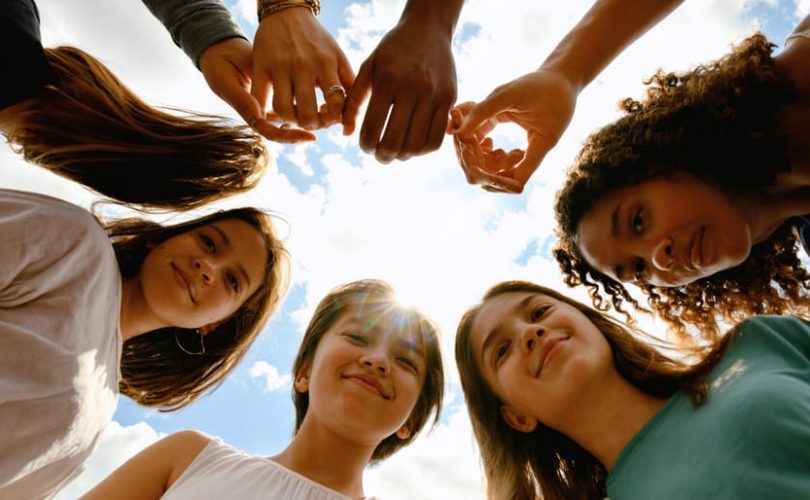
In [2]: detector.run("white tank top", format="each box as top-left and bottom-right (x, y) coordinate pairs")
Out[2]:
(162, 438), (378, 500)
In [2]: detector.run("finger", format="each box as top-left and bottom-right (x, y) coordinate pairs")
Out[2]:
(250, 71), (272, 115)
(481, 137), (494, 153)
(398, 101), (434, 160)
(342, 60), (373, 136)
(423, 105), (450, 153)
(455, 90), (509, 138)
(222, 83), (264, 127)
(253, 120), (316, 143)
(359, 84), (394, 155)
(271, 77), (296, 124)
(377, 97), (416, 163)
(447, 107), (464, 134)
(319, 78), (346, 127)
(293, 77), (320, 130)
(513, 135), (551, 184)
(337, 49), (356, 95)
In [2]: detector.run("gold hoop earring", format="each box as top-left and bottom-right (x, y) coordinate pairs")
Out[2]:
(174, 328), (206, 356)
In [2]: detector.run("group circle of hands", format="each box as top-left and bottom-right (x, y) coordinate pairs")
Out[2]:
(199, 6), (578, 194)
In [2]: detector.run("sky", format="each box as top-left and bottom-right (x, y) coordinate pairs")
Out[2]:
(1, 0), (804, 498)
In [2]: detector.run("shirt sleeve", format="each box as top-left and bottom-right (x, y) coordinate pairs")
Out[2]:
(140, 0), (247, 67)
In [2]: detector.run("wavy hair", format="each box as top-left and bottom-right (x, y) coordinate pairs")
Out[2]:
(4, 46), (267, 211)
(290, 279), (444, 463)
(111, 208), (290, 410)
(554, 34), (810, 340)
(455, 281), (732, 500)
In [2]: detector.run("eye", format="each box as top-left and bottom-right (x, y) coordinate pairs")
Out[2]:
(633, 259), (647, 282)
(226, 272), (239, 292)
(530, 305), (551, 322)
(200, 234), (216, 253)
(345, 333), (367, 345)
(493, 340), (511, 366)
(396, 356), (419, 373)
(630, 208), (644, 234)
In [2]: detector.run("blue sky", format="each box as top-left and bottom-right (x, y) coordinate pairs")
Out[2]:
(1, 0), (803, 498)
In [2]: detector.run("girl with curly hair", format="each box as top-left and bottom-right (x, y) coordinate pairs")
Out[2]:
(554, 18), (810, 339)
(456, 280), (810, 500)
(82, 280), (444, 500)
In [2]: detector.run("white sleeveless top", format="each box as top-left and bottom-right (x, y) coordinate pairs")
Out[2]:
(162, 438), (378, 500)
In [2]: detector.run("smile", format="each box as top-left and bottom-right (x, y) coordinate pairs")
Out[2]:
(171, 263), (196, 304)
(533, 336), (569, 377)
(344, 374), (390, 400)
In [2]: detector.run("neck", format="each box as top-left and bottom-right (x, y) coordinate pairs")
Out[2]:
(737, 186), (810, 244)
(558, 373), (666, 470)
(271, 416), (374, 499)
(119, 276), (165, 342)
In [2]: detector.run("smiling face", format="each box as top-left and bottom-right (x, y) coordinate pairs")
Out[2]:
(469, 291), (614, 432)
(138, 218), (268, 330)
(298, 306), (427, 447)
(576, 174), (753, 287)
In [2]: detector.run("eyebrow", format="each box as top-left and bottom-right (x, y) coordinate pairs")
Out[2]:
(609, 204), (624, 281)
(341, 317), (426, 356)
(479, 294), (536, 368)
(211, 224), (251, 291)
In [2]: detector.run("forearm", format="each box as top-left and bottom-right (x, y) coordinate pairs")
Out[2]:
(540, 0), (684, 92)
(141, 0), (246, 67)
(397, 0), (465, 38)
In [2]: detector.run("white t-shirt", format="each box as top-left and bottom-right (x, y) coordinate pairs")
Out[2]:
(0, 189), (122, 500)
(163, 437), (379, 500)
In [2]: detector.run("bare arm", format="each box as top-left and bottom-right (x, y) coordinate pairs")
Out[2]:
(80, 431), (211, 500)
(452, 0), (685, 193)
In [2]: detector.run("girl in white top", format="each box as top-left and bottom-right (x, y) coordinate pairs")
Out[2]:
(82, 279), (445, 500)
(0, 188), (290, 499)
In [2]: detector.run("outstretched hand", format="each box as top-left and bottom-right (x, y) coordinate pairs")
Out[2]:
(250, 7), (354, 131)
(199, 37), (316, 143)
(450, 69), (578, 193)
(342, 18), (457, 163)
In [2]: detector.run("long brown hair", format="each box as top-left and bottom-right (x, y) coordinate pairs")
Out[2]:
(553, 33), (810, 340)
(455, 281), (732, 500)
(4, 46), (267, 211)
(111, 208), (290, 410)
(290, 279), (444, 463)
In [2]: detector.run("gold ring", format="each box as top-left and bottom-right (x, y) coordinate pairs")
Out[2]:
(325, 84), (344, 96)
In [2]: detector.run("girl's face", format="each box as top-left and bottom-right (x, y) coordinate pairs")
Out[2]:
(576, 174), (752, 287)
(299, 306), (427, 445)
(469, 291), (613, 432)
(138, 218), (267, 330)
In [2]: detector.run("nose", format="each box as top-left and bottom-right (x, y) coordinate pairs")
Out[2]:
(521, 325), (545, 353)
(650, 237), (674, 272)
(194, 258), (215, 285)
(360, 349), (390, 375)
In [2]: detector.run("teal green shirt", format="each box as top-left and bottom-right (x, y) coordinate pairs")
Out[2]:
(607, 316), (810, 500)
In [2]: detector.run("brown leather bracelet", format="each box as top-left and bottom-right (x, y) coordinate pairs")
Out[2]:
(257, 0), (321, 22)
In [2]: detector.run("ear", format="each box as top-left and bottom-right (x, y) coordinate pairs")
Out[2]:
(294, 363), (311, 394)
(500, 405), (538, 433)
(198, 323), (220, 336)
(395, 424), (411, 440)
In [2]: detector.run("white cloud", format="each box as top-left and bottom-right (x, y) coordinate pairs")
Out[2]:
(250, 361), (293, 392)
(55, 421), (164, 499)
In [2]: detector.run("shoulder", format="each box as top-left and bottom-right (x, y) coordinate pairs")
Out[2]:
(0, 189), (103, 238)
(731, 315), (810, 359)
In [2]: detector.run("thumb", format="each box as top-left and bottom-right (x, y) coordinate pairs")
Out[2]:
(223, 84), (264, 127)
(513, 135), (551, 185)
(454, 89), (508, 138)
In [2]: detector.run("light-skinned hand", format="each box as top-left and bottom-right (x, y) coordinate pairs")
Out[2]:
(250, 7), (354, 131)
(342, 18), (457, 163)
(199, 37), (316, 143)
(451, 68), (577, 193)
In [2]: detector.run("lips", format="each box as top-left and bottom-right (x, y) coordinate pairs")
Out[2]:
(532, 336), (569, 377)
(344, 373), (390, 400)
(171, 263), (196, 304)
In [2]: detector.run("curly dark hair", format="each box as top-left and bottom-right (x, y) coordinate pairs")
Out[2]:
(554, 33), (810, 340)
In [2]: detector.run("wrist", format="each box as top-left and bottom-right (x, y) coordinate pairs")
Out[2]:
(257, 0), (320, 22)
(398, 0), (463, 38)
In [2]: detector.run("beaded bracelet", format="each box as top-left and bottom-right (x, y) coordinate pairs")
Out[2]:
(257, 0), (321, 22)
